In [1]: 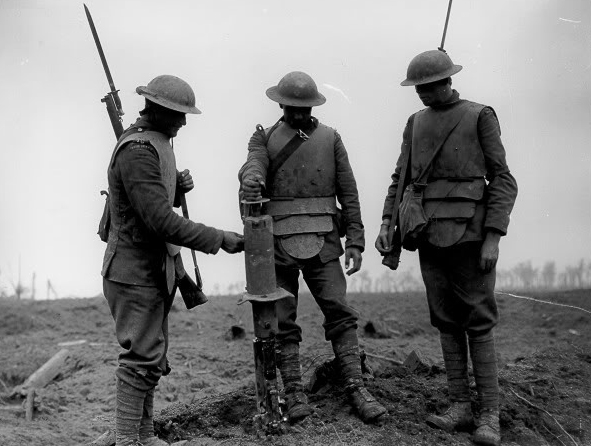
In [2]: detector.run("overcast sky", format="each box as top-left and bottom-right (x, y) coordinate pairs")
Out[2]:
(0, 0), (589, 298)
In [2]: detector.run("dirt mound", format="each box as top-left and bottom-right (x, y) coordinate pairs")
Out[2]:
(0, 290), (589, 445)
(149, 345), (590, 446)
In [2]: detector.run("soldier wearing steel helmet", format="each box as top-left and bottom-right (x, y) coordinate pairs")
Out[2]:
(376, 50), (517, 446)
(238, 71), (387, 424)
(102, 74), (243, 446)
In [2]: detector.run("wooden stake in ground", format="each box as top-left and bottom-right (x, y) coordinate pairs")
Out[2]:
(25, 389), (35, 421)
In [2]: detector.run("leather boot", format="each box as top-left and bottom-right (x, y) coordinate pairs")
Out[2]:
(278, 342), (313, 423)
(345, 378), (387, 423)
(427, 331), (473, 432)
(426, 402), (473, 432)
(332, 330), (387, 423)
(116, 379), (145, 446)
(473, 410), (501, 446)
(139, 388), (169, 446)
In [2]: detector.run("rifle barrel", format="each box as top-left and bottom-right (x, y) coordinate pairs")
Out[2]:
(440, 0), (453, 51)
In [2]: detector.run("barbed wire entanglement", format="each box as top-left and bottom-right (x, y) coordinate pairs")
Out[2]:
(495, 291), (591, 316)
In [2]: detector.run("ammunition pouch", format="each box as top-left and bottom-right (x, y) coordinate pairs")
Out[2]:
(265, 197), (337, 259)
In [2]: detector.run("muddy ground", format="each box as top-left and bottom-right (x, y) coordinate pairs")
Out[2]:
(0, 289), (590, 446)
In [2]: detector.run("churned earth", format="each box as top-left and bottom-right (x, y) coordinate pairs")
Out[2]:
(0, 289), (589, 446)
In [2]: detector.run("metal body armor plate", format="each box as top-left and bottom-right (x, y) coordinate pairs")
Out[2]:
(267, 122), (336, 198)
(412, 101), (487, 247)
(115, 130), (180, 291)
(264, 123), (338, 259)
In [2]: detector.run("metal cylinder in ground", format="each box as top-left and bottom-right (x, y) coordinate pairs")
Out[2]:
(243, 212), (286, 429)
(244, 214), (277, 296)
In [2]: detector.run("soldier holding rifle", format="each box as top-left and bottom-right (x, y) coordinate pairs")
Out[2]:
(375, 49), (517, 446)
(239, 71), (386, 424)
(101, 75), (244, 446)
(84, 7), (243, 445)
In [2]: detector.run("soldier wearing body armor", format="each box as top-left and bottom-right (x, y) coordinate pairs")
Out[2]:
(102, 75), (243, 446)
(376, 50), (518, 446)
(239, 71), (387, 424)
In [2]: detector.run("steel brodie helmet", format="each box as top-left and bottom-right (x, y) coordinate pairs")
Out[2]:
(401, 50), (463, 86)
(136, 74), (201, 114)
(266, 71), (326, 107)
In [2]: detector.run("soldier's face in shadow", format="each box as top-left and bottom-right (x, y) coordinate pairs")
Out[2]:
(281, 105), (312, 129)
(154, 108), (187, 138)
(415, 77), (452, 107)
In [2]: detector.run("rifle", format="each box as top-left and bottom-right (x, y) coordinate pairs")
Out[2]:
(83, 4), (124, 139)
(381, 146), (411, 270)
(83, 4), (121, 242)
(439, 0), (453, 52)
(178, 194), (208, 308)
(84, 4), (206, 307)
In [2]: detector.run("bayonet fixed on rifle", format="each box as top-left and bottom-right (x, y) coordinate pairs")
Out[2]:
(84, 3), (124, 139)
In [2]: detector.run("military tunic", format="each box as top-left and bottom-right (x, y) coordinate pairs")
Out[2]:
(239, 117), (364, 342)
(381, 91), (518, 334)
(103, 116), (224, 388)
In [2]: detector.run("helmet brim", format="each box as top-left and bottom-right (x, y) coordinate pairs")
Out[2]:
(265, 86), (326, 107)
(136, 86), (202, 114)
(400, 64), (463, 87)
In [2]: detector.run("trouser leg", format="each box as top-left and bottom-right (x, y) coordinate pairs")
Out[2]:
(104, 279), (173, 445)
(302, 258), (358, 342)
(419, 242), (498, 334)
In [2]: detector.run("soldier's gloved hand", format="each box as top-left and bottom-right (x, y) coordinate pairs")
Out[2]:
(480, 231), (501, 272)
(375, 223), (392, 254)
(221, 231), (244, 254)
(242, 175), (265, 202)
(177, 169), (194, 193)
(345, 247), (362, 276)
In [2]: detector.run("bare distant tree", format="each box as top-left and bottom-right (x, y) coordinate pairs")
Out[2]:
(226, 281), (246, 295)
(512, 261), (538, 290)
(375, 271), (392, 293)
(397, 269), (423, 292)
(31, 272), (36, 300)
(0, 268), (7, 299)
(46, 280), (58, 299)
(563, 260), (586, 288)
(585, 260), (591, 287)
(540, 261), (556, 289)
(357, 270), (372, 293)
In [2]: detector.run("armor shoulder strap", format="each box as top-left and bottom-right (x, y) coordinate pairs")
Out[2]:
(267, 123), (318, 181)
(413, 104), (472, 183)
